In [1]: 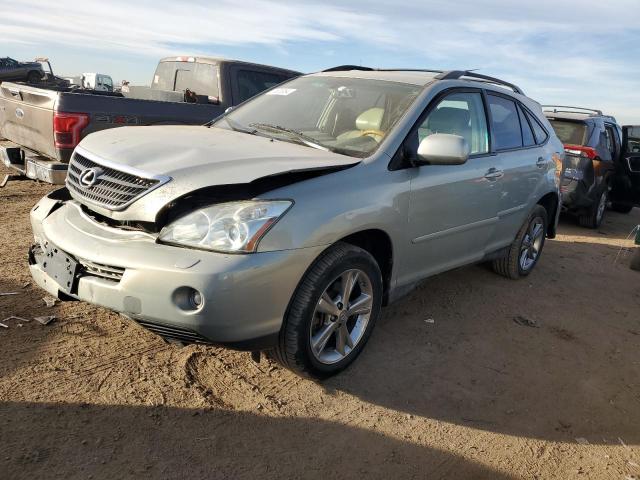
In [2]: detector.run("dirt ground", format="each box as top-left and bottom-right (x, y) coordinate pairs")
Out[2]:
(1, 163), (639, 480)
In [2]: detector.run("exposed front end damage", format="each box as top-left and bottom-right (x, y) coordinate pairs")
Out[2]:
(28, 188), (327, 349)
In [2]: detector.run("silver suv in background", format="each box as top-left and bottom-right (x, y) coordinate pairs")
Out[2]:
(28, 67), (563, 378)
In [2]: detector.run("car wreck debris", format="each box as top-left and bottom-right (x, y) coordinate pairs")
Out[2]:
(34, 315), (56, 325)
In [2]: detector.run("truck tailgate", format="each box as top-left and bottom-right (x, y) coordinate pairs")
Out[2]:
(0, 82), (57, 159)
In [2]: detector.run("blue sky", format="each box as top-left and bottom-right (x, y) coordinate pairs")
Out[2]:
(3, 0), (640, 124)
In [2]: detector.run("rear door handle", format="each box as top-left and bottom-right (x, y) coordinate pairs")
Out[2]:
(536, 157), (546, 168)
(484, 167), (504, 180)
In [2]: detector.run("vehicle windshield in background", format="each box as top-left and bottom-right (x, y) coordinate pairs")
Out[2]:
(548, 119), (588, 145)
(215, 76), (422, 158)
(152, 61), (219, 98)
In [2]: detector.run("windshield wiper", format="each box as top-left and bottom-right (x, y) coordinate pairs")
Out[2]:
(220, 116), (258, 135)
(248, 123), (330, 151)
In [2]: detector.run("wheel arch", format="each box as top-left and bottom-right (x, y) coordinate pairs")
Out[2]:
(537, 191), (559, 238)
(338, 229), (394, 305)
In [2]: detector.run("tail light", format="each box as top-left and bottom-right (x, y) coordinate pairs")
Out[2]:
(563, 144), (598, 160)
(53, 112), (89, 149)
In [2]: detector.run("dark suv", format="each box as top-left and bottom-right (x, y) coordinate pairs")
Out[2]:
(544, 106), (638, 228)
(0, 57), (44, 84)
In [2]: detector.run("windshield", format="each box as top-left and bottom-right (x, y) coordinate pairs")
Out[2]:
(214, 75), (422, 158)
(549, 119), (589, 146)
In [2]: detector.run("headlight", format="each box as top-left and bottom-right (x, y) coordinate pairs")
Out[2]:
(563, 168), (584, 181)
(158, 200), (292, 253)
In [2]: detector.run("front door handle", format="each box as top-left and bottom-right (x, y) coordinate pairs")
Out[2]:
(484, 167), (504, 180)
(536, 157), (547, 168)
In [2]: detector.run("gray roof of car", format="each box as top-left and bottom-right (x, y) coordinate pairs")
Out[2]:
(311, 70), (440, 86)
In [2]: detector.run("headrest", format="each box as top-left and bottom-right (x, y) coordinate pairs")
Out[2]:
(427, 107), (470, 135)
(356, 107), (385, 131)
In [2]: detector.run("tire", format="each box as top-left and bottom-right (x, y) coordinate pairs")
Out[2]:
(271, 242), (383, 379)
(579, 189), (608, 228)
(26, 71), (41, 84)
(492, 205), (548, 279)
(611, 202), (634, 214)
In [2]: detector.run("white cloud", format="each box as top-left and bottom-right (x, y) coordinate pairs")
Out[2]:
(2, 0), (639, 122)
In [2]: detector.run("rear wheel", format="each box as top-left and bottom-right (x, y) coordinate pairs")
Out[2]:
(271, 242), (383, 378)
(579, 189), (608, 228)
(611, 202), (634, 214)
(493, 205), (548, 279)
(26, 71), (41, 83)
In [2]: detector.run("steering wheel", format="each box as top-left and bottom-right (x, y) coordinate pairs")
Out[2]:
(359, 129), (385, 138)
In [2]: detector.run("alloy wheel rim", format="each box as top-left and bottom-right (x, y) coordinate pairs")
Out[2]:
(519, 217), (545, 271)
(309, 268), (373, 365)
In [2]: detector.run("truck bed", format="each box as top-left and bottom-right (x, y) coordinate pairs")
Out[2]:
(0, 82), (223, 164)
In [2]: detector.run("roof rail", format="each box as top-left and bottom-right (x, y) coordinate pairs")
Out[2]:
(435, 70), (524, 95)
(322, 65), (374, 72)
(542, 105), (603, 116)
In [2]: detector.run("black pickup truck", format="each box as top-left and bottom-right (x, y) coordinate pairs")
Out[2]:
(0, 56), (299, 184)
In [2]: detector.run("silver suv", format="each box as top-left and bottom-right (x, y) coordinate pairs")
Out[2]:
(28, 67), (563, 378)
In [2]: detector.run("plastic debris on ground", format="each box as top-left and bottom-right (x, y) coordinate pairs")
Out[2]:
(0, 292), (19, 296)
(423, 318), (435, 324)
(575, 437), (590, 445)
(513, 315), (540, 328)
(42, 297), (58, 308)
(34, 315), (56, 325)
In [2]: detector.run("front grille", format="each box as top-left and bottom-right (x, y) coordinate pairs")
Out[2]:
(79, 259), (125, 282)
(135, 320), (212, 344)
(67, 153), (164, 210)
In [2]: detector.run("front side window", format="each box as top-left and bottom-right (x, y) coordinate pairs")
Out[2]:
(415, 91), (489, 155)
(217, 76), (422, 158)
(488, 94), (523, 150)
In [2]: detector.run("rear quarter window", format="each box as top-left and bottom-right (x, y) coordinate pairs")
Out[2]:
(548, 119), (588, 146)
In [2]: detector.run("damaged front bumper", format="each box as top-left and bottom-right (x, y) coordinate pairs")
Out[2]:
(28, 191), (325, 349)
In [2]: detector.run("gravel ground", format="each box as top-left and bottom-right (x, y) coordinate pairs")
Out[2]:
(1, 163), (639, 479)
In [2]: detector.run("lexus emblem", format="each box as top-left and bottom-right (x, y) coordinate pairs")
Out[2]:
(15, 107), (24, 119)
(79, 167), (103, 187)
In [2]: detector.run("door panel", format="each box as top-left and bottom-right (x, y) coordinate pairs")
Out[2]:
(616, 125), (640, 205)
(405, 90), (501, 283)
(407, 157), (502, 282)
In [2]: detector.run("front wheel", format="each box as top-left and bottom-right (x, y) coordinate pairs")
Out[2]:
(271, 242), (382, 379)
(492, 205), (548, 279)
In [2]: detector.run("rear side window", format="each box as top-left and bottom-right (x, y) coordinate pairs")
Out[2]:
(517, 104), (536, 147)
(236, 70), (288, 103)
(548, 119), (587, 146)
(488, 94), (523, 150)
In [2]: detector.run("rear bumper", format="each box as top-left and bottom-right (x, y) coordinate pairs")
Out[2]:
(560, 179), (597, 211)
(1, 140), (67, 184)
(28, 193), (325, 348)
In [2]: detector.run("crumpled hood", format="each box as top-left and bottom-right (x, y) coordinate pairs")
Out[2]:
(73, 125), (357, 221)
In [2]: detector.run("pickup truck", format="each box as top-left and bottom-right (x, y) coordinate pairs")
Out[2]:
(0, 56), (299, 184)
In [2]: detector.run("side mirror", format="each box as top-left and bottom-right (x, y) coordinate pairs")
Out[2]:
(416, 133), (470, 166)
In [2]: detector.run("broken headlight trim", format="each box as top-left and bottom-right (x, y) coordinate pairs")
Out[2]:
(157, 200), (292, 253)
